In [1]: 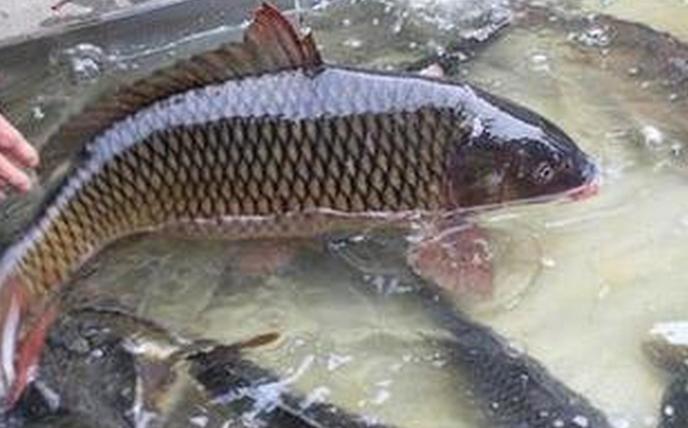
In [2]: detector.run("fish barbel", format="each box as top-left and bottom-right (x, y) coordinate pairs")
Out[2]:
(0, 3), (597, 407)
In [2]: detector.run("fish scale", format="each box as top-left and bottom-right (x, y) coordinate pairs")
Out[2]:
(35, 108), (449, 259)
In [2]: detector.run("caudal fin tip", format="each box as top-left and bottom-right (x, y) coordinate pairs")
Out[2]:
(0, 291), (21, 411)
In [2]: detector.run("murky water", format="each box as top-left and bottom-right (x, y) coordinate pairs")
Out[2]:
(2, 0), (688, 427)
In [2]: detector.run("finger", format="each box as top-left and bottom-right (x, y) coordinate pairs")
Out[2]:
(0, 155), (31, 193)
(0, 115), (38, 168)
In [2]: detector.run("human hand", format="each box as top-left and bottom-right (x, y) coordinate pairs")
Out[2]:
(0, 114), (38, 198)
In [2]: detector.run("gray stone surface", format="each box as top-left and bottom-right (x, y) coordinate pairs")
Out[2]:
(0, 0), (145, 42)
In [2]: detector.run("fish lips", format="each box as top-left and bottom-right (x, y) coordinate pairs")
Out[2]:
(566, 162), (600, 201)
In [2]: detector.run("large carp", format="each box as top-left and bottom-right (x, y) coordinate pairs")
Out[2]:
(0, 3), (597, 407)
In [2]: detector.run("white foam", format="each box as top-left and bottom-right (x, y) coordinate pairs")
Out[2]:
(649, 321), (688, 346)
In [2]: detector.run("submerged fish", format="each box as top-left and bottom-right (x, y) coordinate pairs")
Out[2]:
(15, 305), (391, 428)
(189, 344), (397, 428)
(330, 233), (611, 428)
(0, 3), (597, 407)
(643, 322), (688, 428)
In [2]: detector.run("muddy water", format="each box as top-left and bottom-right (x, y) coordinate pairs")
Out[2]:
(2, 0), (688, 427)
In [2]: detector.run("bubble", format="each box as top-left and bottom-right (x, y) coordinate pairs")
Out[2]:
(326, 353), (353, 371)
(640, 125), (665, 147)
(189, 415), (209, 427)
(52, 43), (107, 86)
(31, 106), (45, 120)
(343, 38), (363, 49)
(541, 257), (556, 268)
(301, 386), (331, 408)
(572, 26), (612, 48)
(573, 415), (590, 427)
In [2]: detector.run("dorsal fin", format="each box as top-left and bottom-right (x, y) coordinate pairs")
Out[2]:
(41, 2), (321, 177)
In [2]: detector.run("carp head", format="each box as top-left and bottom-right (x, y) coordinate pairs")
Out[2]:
(446, 86), (598, 208)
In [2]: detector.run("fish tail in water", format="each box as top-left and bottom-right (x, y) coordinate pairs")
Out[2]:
(0, 202), (90, 406)
(0, 270), (59, 409)
(0, 273), (54, 409)
(0, 277), (23, 406)
(5, 307), (58, 409)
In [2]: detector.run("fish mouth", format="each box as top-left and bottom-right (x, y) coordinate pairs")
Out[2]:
(566, 162), (601, 201)
(566, 178), (600, 201)
(500, 161), (600, 209)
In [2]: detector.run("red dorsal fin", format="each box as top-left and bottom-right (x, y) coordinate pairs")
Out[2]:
(41, 2), (322, 178)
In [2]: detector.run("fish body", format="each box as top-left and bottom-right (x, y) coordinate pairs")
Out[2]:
(0, 67), (592, 289)
(330, 233), (611, 428)
(433, 320), (612, 428)
(0, 3), (596, 406)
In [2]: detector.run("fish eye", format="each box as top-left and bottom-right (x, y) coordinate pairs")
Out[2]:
(533, 162), (554, 183)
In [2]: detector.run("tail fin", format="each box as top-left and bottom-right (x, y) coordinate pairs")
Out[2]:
(0, 276), (25, 408)
(0, 275), (57, 410)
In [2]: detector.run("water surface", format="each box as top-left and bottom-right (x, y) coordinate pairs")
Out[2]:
(2, 0), (688, 427)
